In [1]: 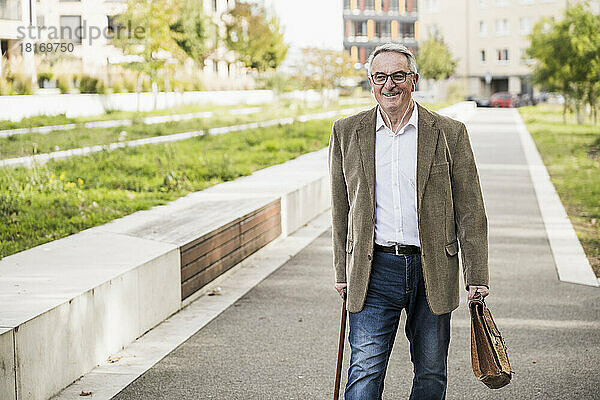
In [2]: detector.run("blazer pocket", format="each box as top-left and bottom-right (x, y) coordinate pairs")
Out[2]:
(346, 239), (354, 254)
(445, 240), (458, 256)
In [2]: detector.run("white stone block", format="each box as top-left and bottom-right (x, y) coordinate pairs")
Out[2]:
(13, 248), (179, 400)
(0, 328), (15, 400)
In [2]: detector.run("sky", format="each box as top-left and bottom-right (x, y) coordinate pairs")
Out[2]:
(263, 0), (344, 50)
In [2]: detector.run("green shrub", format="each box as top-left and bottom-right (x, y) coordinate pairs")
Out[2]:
(56, 76), (71, 94)
(0, 76), (13, 95)
(37, 71), (54, 88)
(7, 71), (33, 94)
(79, 75), (105, 94)
(123, 78), (136, 93)
(111, 80), (123, 93)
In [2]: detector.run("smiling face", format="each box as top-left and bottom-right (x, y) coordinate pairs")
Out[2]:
(368, 51), (419, 118)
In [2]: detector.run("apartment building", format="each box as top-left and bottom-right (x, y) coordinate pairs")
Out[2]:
(418, 0), (596, 97)
(0, 0), (35, 77)
(28, 0), (242, 86)
(34, 0), (127, 76)
(343, 0), (419, 65)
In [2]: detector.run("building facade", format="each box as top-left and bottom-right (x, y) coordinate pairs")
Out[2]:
(417, 0), (596, 97)
(0, 0), (35, 77)
(343, 0), (419, 65)
(1, 0), (246, 89)
(34, 0), (128, 76)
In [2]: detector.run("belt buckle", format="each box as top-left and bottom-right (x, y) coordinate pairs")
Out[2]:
(394, 244), (400, 256)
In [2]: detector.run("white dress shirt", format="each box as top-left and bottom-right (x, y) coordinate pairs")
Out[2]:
(374, 105), (420, 247)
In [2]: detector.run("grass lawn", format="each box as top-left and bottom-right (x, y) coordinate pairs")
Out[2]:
(0, 100), (450, 259)
(519, 104), (600, 277)
(0, 101), (270, 131)
(0, 119), (335, 259)
(0, 100), (371, 160)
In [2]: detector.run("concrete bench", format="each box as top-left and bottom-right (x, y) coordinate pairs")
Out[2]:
(0, 149), (329, 400)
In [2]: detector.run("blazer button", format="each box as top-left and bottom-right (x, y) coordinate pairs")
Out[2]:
(367, 254), (372, 261)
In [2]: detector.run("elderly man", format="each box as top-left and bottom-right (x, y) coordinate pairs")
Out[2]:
(328, 43), (489, 399)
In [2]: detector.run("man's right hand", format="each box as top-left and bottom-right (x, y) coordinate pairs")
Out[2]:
(334, 283), (347, 299)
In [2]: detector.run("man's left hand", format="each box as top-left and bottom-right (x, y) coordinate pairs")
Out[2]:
(468, 285), (489, 301)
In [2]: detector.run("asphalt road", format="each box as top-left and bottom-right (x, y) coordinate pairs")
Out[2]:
(113, 108), (600, 400)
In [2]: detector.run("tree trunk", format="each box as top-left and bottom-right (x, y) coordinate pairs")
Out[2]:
(576, 102), (584, 125)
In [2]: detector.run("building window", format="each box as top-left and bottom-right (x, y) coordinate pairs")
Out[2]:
(497, 48), (509, 62)
(212, 0), (217, 12)
(480, 49), (487, 63)
(355, 20), (367, 37)
(427, 24), (439, 38)
(495, 0), (509, 6)
(1, 40), (8, 58)
(424, 0), (440, 12)
(389, 0), (399, 12)
(377, 20), (391, 38)
(0, 0), (22, 20)
(60, 15), (82, 44)
(365, 0), (374, 11)
(495, 18), (510, 35)
(520, 48), (534, 64)
(479, 21), (487, 37)
(519, 17), (532, 34)
(37, 15), (45, 27)
(479, 0), (487, 8)
(344, 0), (350, 10)
(107, 15), (124, 36)
(402, 22), (414, 39)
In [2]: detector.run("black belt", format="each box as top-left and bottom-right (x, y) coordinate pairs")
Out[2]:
(374, 243), (421, 256)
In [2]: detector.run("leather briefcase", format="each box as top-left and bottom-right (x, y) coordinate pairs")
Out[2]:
(469, 294), (512, 389)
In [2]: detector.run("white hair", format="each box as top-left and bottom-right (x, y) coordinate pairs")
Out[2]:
(366, 43), (418, 76)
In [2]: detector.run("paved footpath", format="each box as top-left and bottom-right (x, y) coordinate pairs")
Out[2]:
(112, 108), (600, 399)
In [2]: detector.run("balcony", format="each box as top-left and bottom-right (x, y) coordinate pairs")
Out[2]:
(344, 35), (417, 47)
(343, 12), (417, 23)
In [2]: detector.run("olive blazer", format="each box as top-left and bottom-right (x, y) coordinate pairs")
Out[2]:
(329, 104), (489, 315)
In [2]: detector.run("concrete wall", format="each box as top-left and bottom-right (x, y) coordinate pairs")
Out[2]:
(0, 231), (180, 400)
(0, 146), (330, 400)
(0, 328), (15, 400)
(0, 90), (275, 122)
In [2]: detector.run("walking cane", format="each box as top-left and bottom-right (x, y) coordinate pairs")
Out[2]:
(334, 292), (347, 400)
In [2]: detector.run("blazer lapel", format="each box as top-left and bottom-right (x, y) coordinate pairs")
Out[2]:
(356, 106), (378, 218)
(416, 103), (440, 209)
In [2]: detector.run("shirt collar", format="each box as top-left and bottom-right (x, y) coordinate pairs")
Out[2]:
(376, 104), (418, 135)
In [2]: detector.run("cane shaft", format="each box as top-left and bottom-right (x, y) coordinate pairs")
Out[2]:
(334, 298), (347, 400)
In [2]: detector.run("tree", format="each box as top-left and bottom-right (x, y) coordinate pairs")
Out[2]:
(416, 36), (456, 81)
(295, 48), (362, 91)
(223, 1), (288, 72)
(527, 2), (600, 124)
(169, 0), (213, 66)
(111, 0), (192, 105)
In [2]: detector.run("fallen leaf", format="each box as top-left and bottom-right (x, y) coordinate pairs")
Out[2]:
(108, 355), (122, 363)
(80, 390), (92, 396)
(207, 287), (222, 296)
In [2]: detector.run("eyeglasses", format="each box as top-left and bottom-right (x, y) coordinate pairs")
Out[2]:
(370, 70), (415, 85)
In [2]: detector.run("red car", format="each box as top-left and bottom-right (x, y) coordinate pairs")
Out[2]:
(490, 92), (517, 108)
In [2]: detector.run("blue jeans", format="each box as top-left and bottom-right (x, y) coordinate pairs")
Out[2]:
(345, 252), (451, 400)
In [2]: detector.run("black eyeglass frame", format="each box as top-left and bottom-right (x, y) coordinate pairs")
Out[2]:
(370, 70), (415, 85)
